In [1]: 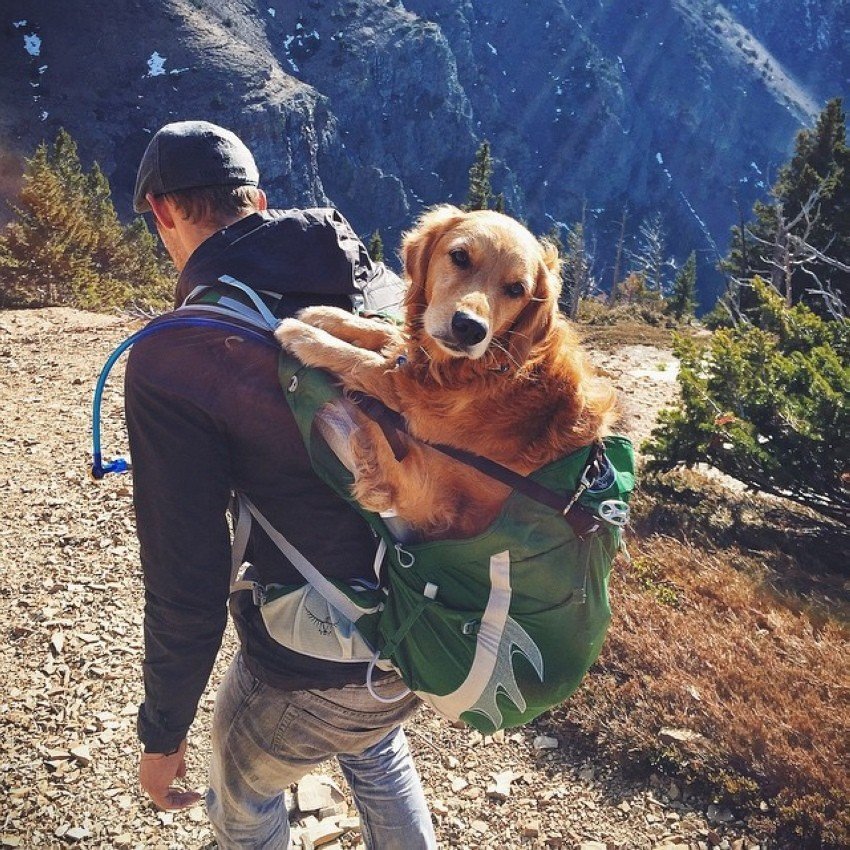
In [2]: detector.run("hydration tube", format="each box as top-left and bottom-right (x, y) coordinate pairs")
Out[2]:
(91, 316), (278, 480)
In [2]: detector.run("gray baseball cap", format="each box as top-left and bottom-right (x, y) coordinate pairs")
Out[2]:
(133, 120), (259, 213)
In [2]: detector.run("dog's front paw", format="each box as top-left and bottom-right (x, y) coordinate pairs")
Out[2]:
(274, 318), (301, 347)
(274, 318), (313, 361)
(296, 305), (349, 332)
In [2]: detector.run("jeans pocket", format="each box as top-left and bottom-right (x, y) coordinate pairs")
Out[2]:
(268, 688), (416, 762)
(268, 702), (301, 754)
(233, 651), (259, 697)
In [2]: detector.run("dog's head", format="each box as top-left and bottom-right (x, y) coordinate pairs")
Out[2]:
(402, 205), (561, 371)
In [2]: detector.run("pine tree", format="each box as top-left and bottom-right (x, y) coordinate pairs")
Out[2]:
(608, 205), (628, 304)
(646, 277), (849, 522)
(563, 221), (594, 319)
(722, 97), (850, 315)
(0, 134), (89, 306)
(0, 128), (171, 311)
(667, 251), (697, 321)
(368, 229), (384, 263)
(464, 140), (493, 211)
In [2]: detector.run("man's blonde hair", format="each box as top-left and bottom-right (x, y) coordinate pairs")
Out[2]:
(163, 185), (263, 227)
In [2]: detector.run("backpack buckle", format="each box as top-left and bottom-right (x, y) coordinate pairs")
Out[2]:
(598, 499), (630, 528)
(252, 582), (268, 607)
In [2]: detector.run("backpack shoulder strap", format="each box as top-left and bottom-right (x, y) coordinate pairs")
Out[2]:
(228, 493), (371, 624)
(91, 278), (280, 479)
(178, 275), (281, 330)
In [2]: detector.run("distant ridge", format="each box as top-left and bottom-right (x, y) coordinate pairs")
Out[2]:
(1, 0), (845, 304)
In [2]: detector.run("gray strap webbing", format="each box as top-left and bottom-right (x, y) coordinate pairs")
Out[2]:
(229, 496), (254, 592)
(178, 302), (274, 331)
(192, 277), (378, 624)
(229, 493), (368, 625)
(216, 275), (280, 328)
(178, 276), (282, 331)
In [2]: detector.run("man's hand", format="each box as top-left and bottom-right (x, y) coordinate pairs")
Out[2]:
(139, 739), (203, 810)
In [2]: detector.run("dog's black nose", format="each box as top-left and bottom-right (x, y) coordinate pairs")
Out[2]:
(451, 311), (488, 347)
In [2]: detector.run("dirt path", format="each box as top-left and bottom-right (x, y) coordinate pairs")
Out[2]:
(0, 308), (746, 850)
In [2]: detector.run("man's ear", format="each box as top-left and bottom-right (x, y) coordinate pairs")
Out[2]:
(256, 188), (268, 211)
(146, 193), (176, 230)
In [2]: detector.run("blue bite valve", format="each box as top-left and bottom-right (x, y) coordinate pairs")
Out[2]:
(91, 455), (129, 480)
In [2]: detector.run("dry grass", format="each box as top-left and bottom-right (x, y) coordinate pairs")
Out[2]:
(573, 297), (682, 350)
(556, 520), (849, 847)
(577, 318), (677, 350)
(559, 311), (848, 845)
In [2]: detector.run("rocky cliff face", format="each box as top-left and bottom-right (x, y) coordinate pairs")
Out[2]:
(724, 0), (850, 98)
(0, 0), (845, 305)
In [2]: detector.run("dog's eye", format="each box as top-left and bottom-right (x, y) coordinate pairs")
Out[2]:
(449, 248), (471, 269)
(505, 281), (526, 298)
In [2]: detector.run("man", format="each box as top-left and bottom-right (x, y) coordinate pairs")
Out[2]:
(127, 120), (436, 849)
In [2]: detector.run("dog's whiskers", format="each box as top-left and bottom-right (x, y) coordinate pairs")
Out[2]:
(489, 338), (522, 372)
(418, 345), (433, 362)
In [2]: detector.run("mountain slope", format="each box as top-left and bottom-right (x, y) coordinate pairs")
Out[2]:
(0, 0), (843, 304)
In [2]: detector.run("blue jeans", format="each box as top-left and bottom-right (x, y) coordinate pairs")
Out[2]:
(206, 652), (437, 849)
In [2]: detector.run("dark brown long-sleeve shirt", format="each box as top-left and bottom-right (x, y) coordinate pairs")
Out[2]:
(125, 209), (403, 752)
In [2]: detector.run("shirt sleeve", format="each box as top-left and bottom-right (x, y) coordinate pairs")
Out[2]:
(125, 338), (233, 753)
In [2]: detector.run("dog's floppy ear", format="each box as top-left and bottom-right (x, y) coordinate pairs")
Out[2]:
(402, 205), (466, 325)
(505, 238), (561, 366)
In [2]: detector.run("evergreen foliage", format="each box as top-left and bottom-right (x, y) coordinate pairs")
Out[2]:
(645, 277), (849, 522)
(0, 129), (171, 311)
(463, 140), (493, 211)
(368, 229), (384, 263)
(549, 215), (597, 320)
(667, 251), (697, 321)
(721, 97), (850, 317)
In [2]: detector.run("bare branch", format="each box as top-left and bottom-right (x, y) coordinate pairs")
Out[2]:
(788, 235), (850, 274)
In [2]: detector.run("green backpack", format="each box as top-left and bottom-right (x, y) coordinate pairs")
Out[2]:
(232, 355), (635, 734)
(92, 275), (635, 733)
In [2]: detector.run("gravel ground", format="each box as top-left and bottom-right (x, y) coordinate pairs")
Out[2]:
(0, 308), (758, 850)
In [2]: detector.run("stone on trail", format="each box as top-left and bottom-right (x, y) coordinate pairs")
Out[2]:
(70, 744), (92, 766)
(297, 774), (345, 813)
(486, 769), (516, 800)
(658, 727), (707, 747)
(301, 819), (345, 849)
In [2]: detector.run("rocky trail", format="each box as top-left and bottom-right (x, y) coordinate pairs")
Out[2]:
(0, 308), (755, 850)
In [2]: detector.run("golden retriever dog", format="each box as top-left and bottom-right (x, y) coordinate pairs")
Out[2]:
(275, 205), (617, 540)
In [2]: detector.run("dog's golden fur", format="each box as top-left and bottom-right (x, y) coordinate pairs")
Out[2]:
(275, 205), (617, 540)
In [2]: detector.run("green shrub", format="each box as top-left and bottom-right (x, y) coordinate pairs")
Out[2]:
(644, 277), (849, 522)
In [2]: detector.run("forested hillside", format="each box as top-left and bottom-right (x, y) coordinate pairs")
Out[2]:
(2, 0), (847, 304)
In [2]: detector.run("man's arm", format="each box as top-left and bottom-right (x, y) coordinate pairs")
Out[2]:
(125, 335), (233, 806)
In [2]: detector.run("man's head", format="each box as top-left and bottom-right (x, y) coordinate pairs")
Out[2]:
(134, 120), (266, 268)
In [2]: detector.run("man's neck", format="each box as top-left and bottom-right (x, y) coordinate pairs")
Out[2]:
(173, 215), (244, 271)
(173, 211), (266, 305)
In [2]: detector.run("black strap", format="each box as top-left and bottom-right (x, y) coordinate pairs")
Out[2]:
(346, 392), (411, 463)
(347, 391), (604, 538)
